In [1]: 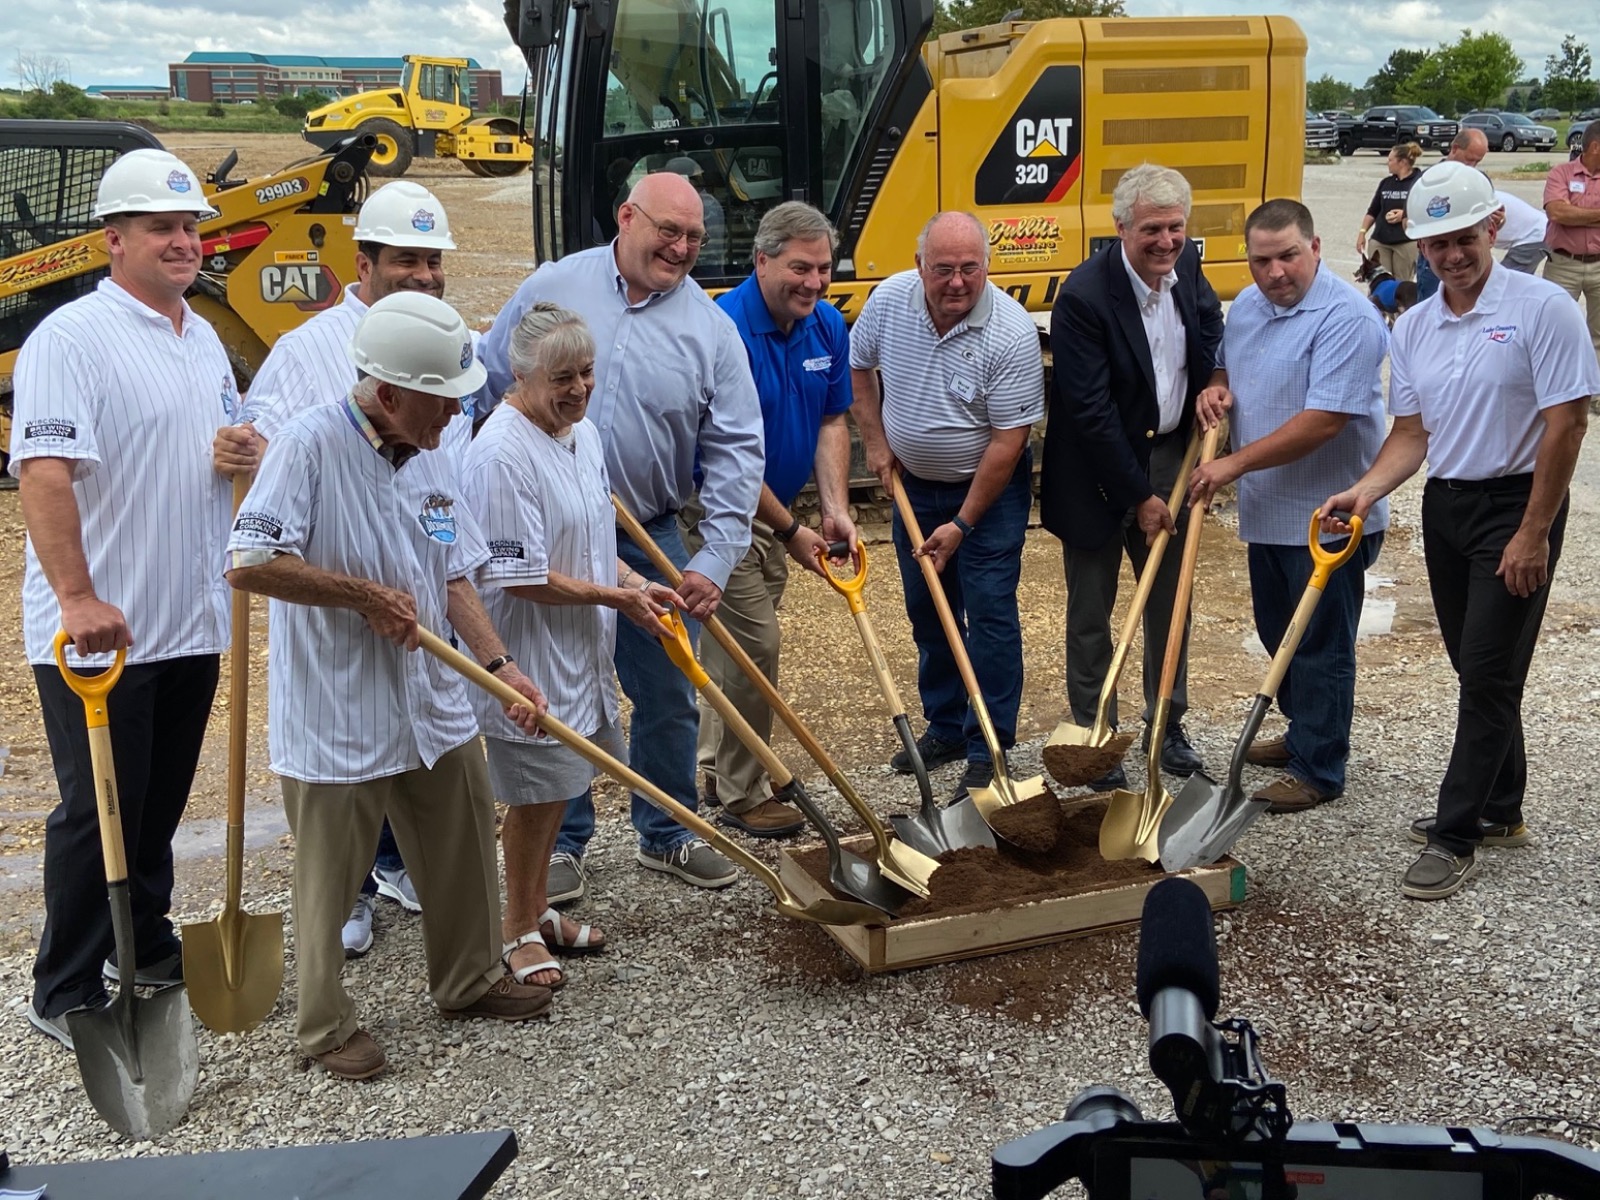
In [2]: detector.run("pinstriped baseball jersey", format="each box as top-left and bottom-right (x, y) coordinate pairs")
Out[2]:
(9, 279), (234, 666)
(462, 406), (620, 743)
(226, 398), (489, 783)
(241, 283), (475, 467)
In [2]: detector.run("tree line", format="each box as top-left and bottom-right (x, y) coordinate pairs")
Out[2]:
(1309, 32), (1597, 116)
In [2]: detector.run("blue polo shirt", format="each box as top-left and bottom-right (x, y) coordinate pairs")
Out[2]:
(717, 275), (852, 507)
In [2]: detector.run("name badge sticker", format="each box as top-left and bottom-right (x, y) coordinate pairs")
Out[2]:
(1571, 180), (1587, 194)
(948, 373), (977, 404)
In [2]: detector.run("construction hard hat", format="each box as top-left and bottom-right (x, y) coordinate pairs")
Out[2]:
(1406, 160), (1499, 240)
(662, 156), (704, 179)
(353, 180), (456, 249)
(348, 292), (485, 398)
(92, 149), (217, 220)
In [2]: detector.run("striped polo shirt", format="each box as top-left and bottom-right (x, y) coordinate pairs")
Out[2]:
(226, 398), (489, 784)
(462, 404), (621, 743)
(10, 279), (234, 666)
(848, 271), (1044, 482)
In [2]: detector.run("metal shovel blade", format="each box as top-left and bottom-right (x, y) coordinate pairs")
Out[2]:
(891, 794), (994, 860)
(782, 781), (913, 917)
(968, 773), (1063, 854)
(1100, 782), (1172, 863)
(182, 905), (284, 1034)
(1160, 770), (1270, 871)
(69, 978), (199, 1139)
(1042, 726), (1137, 789)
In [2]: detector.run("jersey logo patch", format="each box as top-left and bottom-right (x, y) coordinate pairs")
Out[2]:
(23, 419), (77, 441)
(1484, 324), (1517, 344)
(802, 355), (832, 372)
(488, 539), (526, 561)
(221, 374), (240, 421)
(419, 493), (458, 543)
(234, 511), (284, 539)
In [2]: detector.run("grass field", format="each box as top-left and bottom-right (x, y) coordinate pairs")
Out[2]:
(0, 92), (306, 132)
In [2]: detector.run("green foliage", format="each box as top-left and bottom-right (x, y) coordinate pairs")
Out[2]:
(206, 101), (226, 118)
(8, 80), (98, 119)
(1504, 89), (1525, 112)
(1400, 29), (1524, 114)
(1543, 35), (1597, 114)
(1367, 49), (1428, 106)
(1307, 74), (1358, 112)
(931, 0), (1126, 39)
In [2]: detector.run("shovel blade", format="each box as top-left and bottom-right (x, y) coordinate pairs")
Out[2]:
(777, 897), (888, 927)
(181, 908), (284, 1034)
(69, 983), (199, 1138)
(1099, 784), (1171, 863)
(1159, 770), (1268, 870)
(830, 847), (913, 917)
(1042, 729), (1136, 789)
(968, 775), (1059, 852)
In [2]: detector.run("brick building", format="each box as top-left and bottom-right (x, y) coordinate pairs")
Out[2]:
(168, 53), (502, 108)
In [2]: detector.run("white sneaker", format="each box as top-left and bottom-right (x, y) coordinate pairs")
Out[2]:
(342, 895), (376, 958)
(372, 865), (421, 912)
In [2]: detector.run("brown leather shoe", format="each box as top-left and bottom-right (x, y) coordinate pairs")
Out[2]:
(313, 1029), (386, 1080)
(441, 975), (553, 1023)
(715, 798), (806, 838)
(1244, 735), (1291, 768)
(1253, 774), (1338, 814)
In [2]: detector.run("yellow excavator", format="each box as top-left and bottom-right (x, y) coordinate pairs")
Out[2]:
(1, 119), (374, 473)
(302, 54), (533, 178)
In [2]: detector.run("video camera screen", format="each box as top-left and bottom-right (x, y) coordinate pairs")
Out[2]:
(1129, 1156), (1485, 1199)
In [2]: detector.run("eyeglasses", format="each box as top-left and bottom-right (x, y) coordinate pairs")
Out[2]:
(629, 203), (706, 249)
(924, 262), (985, 281)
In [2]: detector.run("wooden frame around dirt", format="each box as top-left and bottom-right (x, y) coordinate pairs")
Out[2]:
(776, 838), (1246, 974)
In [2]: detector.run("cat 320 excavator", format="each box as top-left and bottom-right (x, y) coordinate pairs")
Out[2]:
(0, 120), (374, 471)
(505, 0), (1307, 314)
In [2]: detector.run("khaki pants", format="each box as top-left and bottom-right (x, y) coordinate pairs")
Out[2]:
(680, 496), (789, 812)
(1543, 252), (1600, 365)
(1371, 239), (1418, 283)
(280, 740), (503, 1056)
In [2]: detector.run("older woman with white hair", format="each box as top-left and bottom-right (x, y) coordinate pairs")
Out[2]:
(462, 302), (684, 989)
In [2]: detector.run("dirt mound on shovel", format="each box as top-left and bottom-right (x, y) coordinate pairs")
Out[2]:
(986, 793), (1063, 852)
(1042, 731), (1136, 788)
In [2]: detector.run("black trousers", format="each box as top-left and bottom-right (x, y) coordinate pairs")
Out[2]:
(1422, 478), (1567, 856)
(31, 654), (219, 1017)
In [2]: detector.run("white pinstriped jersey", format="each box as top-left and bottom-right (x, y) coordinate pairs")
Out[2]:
(9, 279), (234, 666)
(226, 399), (489, 783)
(848, 271), (1044, 482)
(462, 406), (620, 743)
(241, 283), (475, 467)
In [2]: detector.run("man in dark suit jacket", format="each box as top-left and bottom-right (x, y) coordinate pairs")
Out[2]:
(1040, 163), (1225, 787)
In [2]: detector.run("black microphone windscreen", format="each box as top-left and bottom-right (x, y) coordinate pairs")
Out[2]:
(1136, 877), (1219, 1019)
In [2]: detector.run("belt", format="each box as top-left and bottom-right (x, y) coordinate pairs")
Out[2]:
(1550, 248), (1600, 263)
(1431, 473), (1533, 493)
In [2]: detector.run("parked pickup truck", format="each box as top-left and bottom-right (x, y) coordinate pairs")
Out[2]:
(1337, 106), (1459, 155)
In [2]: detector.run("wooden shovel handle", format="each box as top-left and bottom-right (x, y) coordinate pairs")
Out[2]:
(53, 631), (128, 884)
(1156, 423), (1222, 705)
(227, 476), (250, 910)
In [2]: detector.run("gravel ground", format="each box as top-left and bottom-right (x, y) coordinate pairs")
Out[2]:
(2, 154), (1599, 1195)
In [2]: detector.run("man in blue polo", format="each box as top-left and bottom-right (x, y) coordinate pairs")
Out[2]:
(681, 201), (855, 834)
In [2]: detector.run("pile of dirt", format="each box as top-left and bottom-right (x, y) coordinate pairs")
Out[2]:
(987, 792), (1063, 851)
(1042, 730), (1136, 787)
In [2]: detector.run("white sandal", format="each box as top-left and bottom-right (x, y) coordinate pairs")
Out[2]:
(539, 906), (606, 955)
(502, 930), (564, 990)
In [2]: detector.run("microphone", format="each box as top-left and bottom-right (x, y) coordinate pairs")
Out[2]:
(1137, 879), (1231, 1137)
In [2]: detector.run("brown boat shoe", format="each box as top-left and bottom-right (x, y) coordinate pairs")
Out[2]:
(1244, 735), (1291, 768)
(313, 1029), (387, 1081)
(1253, 774), (1339, 814)
(715, 798), (806, 838)
(440, 975), (554, 1023)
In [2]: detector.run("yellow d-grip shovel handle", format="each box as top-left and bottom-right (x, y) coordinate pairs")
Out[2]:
(1308, 509), (1365, 590)
(52, 629), (126, 728)
(655, 608), (710, 688)
(815, 543), (868, 614)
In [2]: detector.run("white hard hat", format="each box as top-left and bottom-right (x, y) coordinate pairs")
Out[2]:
(353, 180), (456, 249)
(92, 149), (217, 220)
(348, 292), (485, 398)
(1406, 160), (1499, 240)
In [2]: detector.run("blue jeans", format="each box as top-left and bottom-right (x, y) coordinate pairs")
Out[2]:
(1247, 532), (1382, 796)
(359, 819), (405, 897)
(891, 453), (1032, 765)
(556, 512), (701, 855)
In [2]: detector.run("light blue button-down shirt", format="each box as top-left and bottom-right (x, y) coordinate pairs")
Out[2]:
(1221, 263), (1391, 545)
(477, 244), (764, 589)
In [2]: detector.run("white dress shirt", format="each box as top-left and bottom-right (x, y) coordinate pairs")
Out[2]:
(1121, 246), (1188, 435)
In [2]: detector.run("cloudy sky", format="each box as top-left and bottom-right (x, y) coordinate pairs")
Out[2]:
(3, 0), (1591, 91)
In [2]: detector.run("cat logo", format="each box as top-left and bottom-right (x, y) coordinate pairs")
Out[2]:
(259, 263), (342, 311)
(1015, 118), (1074, 158)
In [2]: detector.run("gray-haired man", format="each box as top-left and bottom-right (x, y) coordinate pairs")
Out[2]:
(685, 202), (855, 833)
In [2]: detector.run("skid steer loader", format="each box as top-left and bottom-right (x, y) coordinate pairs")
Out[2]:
(1, 119), (374, 474)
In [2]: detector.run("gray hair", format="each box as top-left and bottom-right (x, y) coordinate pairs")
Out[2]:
(1111, 164), (1192, 226)
(507, 302), (595, 381)
(753, 201), (838, 259)
(915, 211), (990, 265)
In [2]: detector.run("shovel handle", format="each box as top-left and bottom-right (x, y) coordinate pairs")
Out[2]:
(228, 475), (251, 905)
(52, 630), (126, 722)
(1307, 509), (1365, 586)
(814, 542), (868, 614)
(53, 630), (129, 884)
(1258, 511), (1366, 701)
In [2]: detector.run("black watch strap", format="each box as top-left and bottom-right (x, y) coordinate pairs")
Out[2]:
(485, 654), (514, 675)
(774, 516), (802, 542)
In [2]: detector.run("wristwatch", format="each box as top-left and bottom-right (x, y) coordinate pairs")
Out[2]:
(952, 515), (975, 537)
(484, 654), (515, 675)
(774, 516), (802, 543)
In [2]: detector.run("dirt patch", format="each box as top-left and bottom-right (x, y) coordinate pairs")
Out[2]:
(1042, 730), (1136, 788)
(986, 792), (1063, 852)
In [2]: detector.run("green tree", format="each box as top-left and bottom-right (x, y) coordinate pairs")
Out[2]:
(1366, 49), (1428, 106)
(1504, 88), (1524, 111)
(1544, 34), (1593, 114)
(932, 0), (1125, 39)
(1402, 29), (1524, 113)
(1307, 74), (1357, 112)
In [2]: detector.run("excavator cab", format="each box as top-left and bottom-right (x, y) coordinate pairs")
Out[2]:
(516, 0), (935, 285)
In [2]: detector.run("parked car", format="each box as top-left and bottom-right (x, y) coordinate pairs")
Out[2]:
(1305, 110), (1339, 152)
(1336, 106), (1458, 154)
(1571, 120), (1593, 160)
(1527, 107), (1562, 120)
(1459, 111), (1558, 152)
(1576, 107), (1600, 122)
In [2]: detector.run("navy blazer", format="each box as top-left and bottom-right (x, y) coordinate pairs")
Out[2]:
(1039, 239), (1224, 550)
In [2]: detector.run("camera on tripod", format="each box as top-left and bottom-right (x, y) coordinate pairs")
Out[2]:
(991, 877), (1600, 1200)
